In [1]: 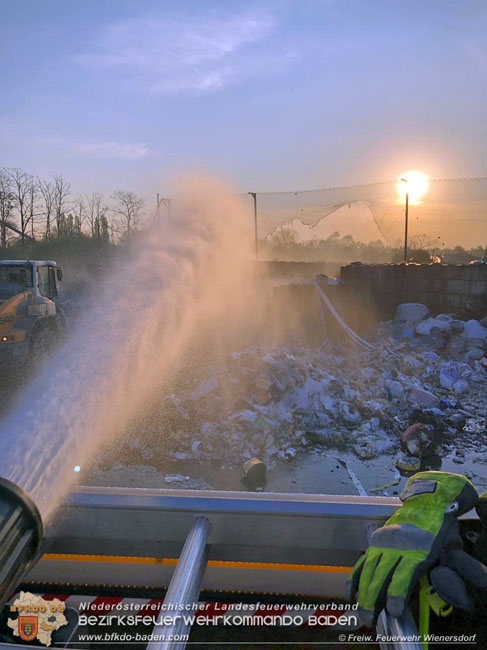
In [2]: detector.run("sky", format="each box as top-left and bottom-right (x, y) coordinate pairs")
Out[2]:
(1, 0), (486, 212)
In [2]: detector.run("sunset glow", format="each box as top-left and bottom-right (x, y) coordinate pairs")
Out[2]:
(397, 170), (429, 203)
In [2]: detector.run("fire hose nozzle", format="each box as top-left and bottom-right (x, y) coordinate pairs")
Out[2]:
(0, 477), (43, 608)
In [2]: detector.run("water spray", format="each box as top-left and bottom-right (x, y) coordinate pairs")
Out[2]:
(0, 176), (254, 521)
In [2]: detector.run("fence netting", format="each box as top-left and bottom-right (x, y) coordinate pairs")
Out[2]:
(240, 178), (486, 248)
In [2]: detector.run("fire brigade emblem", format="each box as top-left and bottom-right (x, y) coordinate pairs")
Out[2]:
(19, 616), (38, 641)
(8, 592), (67, 646)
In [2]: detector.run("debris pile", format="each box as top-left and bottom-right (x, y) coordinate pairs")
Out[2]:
(107, 304), (486, 477)
(394, 304), (487, 361)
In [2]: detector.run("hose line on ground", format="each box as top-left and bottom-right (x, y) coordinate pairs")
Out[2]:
(309, 280), (375, 351)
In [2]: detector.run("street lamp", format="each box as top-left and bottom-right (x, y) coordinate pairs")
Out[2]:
(248, 192), (258, 260)
(397, 171), (429, 263)
(400, 178), (409, 262)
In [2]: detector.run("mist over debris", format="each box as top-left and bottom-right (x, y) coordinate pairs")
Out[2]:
(0, 176), (255, 519)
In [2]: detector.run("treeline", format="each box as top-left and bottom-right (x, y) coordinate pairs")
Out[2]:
(262, 230), (486, 264)
(0, 166), (145, 248)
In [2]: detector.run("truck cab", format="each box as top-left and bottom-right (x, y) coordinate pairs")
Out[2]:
(0, 260), (64, 369)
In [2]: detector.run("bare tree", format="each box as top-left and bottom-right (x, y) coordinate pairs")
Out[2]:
(73, 194), (86, 233)
(409, 233), (436, 252)
(53, 174), (71, 237)
(83, 192), (109, 239)
(110, 190), (145, 238)
(2, 167), (34, 244)
(39, 178), (56, 241)
(0, 169), (15, 247)
(27, 177), (41, 239)
(100, 214), (110, 242)
(270, 226), (298, 248)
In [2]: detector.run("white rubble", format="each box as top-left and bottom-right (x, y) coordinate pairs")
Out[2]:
(100, 311), (487, 471)
(415, 318), (452, 335)
(393, 303), (429, 331)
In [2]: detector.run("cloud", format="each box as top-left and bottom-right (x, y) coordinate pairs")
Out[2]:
(71, 141), (149, 160)
(76, 12), (281, 94)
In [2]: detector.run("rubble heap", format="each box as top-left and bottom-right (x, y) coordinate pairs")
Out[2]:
(113, 307), (487, 471)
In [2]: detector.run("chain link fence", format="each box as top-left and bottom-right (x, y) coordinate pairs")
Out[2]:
(240, 178), (487, 254)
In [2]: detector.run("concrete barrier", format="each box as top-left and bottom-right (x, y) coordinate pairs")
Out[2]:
(257, 261), (341, 280)
(340, 263), (487, 319)
(269, 262), (487, 346)
(270, 276), (379, 346)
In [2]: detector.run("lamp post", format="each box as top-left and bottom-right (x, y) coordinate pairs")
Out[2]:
(400, 178), (409, 262)
(248, 192), (258, 260)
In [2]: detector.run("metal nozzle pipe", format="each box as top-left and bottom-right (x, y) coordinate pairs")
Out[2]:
(0, 477), (43, 608)
(148, 516), (210, 650)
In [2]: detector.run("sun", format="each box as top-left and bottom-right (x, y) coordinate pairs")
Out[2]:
(397, 170), (429, 203)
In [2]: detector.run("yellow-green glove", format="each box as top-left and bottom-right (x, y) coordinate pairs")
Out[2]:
(347, 471), (484, 626)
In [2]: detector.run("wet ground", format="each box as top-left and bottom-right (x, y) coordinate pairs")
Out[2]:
(77, 441), (487, 498)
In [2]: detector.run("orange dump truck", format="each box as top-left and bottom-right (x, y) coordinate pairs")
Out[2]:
(0, 260), (64, 369)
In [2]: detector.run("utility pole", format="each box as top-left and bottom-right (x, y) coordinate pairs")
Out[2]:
(403, 190), (409, 262)
(400, 179), (409, 262)
(248, 192), (258, 260)
(154, 194), (171, 225)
